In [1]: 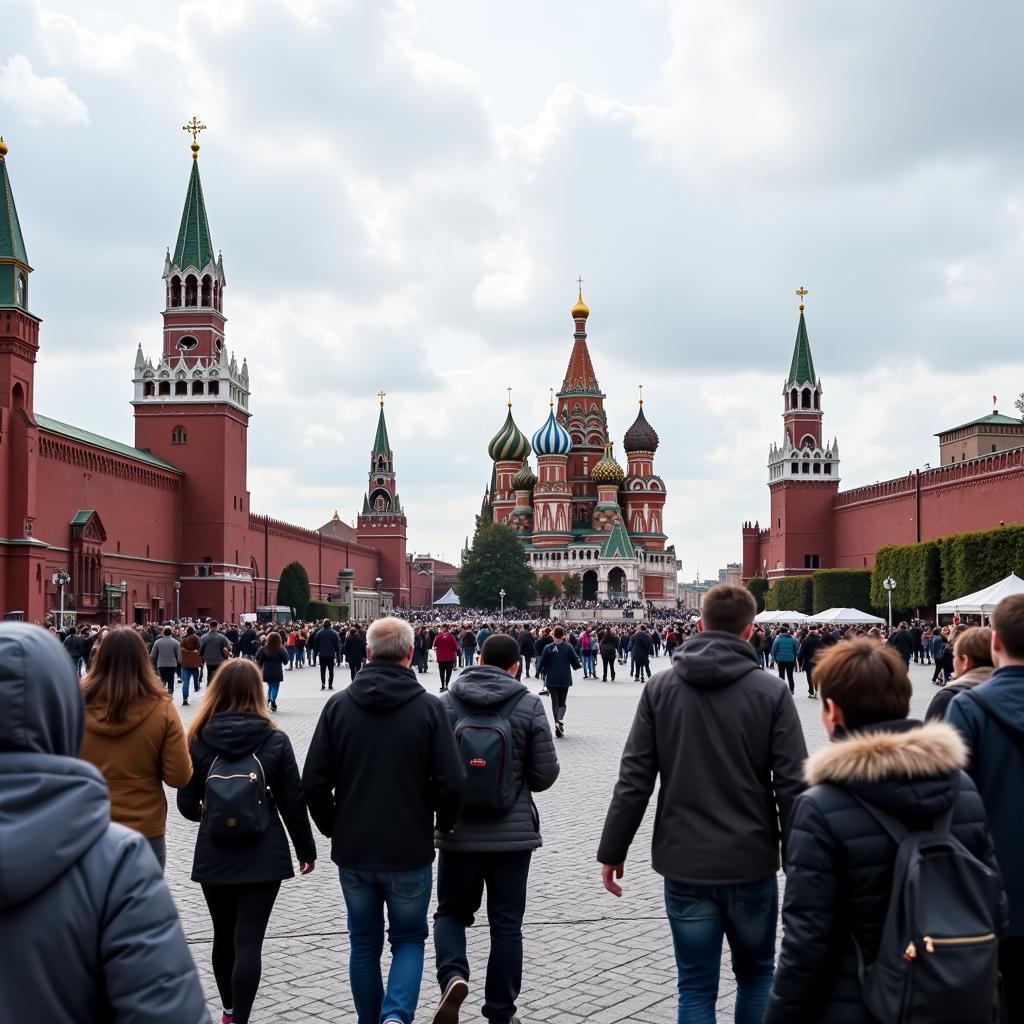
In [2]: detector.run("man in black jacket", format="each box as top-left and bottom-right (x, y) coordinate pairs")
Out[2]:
(630, 624), (655, 680)
(597, 584), (807, 1023)
(797, 624), (827, 698)
(314, 619), (343, 690)
(430, 634), (559, 1024)
(887, 621), (915, 667)
(302, 617), (464, 1024)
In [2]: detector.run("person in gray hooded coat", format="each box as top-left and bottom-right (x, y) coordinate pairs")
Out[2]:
(0, 622), (208, 1024)
(431, 633), (559, 1024)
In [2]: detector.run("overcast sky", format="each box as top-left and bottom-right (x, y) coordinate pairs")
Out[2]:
(3, 0), (1023, 577)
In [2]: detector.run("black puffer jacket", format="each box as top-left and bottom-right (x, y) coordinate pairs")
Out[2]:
(177, 712), (317, 884)
(765, 720), (1005, 1024)
(0, 624), (207, 1024)
(437, 667), (559, 852)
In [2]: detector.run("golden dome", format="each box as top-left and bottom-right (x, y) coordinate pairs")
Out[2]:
(591, 443), (625, 485)
(571, 283), (589, 320)
(0, 136), (8, 159)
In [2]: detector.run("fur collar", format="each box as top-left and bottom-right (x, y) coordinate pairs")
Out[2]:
(805, 721), (967, 786)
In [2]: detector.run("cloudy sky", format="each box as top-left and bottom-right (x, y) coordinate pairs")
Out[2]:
(3, 0), (1023, 577)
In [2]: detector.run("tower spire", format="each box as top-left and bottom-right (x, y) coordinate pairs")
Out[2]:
(0, 135), (31, 309)
(373, 392), (391, 455)
(786, 289), (817, 387)
(173, 121), (215, 271)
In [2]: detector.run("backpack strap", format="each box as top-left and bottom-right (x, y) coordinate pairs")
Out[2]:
(449, 689), (529, 720)
(963, 688), (1024, 755)
(848, 793), (910, 844)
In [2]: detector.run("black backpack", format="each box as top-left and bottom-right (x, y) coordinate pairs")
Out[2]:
(449, 690), (528, 815)
(203, 750), (272, 842)
(850, 792), (1002, 1024)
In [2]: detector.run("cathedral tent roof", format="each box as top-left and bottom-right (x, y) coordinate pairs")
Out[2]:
(0, 140), (29, 268)
(786, 309), (817, 387)
(601, 520), (635, 559)
(173, 158), (215, 271)
(373, 405), (391, 455)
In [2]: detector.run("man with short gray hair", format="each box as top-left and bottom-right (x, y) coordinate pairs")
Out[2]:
(303, 616), (465, 1024)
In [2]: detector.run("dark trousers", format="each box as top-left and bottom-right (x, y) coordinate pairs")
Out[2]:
(320, 657), (335, 687)
(158, 666), (176, 694)
(634, 656), (651, 680)
(434, 850), (532, 1023)
(202, 880), (281, 1024)
(805, 664), (815, 696)
(349, 658), (363, 681)
(439, 661), (455, 687)
(1001, 937), (1024, 1021)
(777, 661), (795, 692)
(601, 653), (616, 680)
(549, 686), (568, 723)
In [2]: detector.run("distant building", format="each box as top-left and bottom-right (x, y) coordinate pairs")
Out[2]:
(936, 412), (1024, 465)
(718, 563), (742, 586)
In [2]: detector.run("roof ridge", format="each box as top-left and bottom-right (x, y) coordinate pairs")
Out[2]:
(34, 414), (182, 472)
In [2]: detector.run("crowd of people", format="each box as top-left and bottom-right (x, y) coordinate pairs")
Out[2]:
(2, 584), (1022, 1023)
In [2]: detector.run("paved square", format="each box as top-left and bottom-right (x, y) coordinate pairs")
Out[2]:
(163, 654), (943, 1022)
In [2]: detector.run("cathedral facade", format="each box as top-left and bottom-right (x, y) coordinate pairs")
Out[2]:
(0, 133), (431, 623)
(483, 290), (680, 606)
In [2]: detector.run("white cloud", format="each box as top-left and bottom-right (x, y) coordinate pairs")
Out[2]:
(0, 54), (88, 126)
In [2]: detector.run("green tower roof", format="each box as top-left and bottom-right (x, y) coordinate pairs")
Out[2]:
(602, 520), (635, 559)
(786, 309), (817, 387)
(172, 158), (215, 270)
(373, 405), (391, 455)
(0, 144), (29, 266)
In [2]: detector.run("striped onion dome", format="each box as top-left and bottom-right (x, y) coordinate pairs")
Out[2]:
(623, 404), (660, 453)
(532, 408), (572, 456)
(591, 444), (625, 485)
(512, 458), (537, 490)
(487, 409), (531, 462)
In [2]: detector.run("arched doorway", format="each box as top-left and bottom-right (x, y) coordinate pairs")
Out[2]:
(607, 567), (626, 599)
(582, 569), (598, 601)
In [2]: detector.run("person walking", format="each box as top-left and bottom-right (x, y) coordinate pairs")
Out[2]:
(597, 584), (807, 1024)
(797, 624), (827, 698)
(931, 627), (950, 684)
(434, 625), (460, 692)
(580, 628), (595, 679)
(201, 620), (232, 683)
(536, 626), (581, 738)
(302, 617), (465, 1024)
(177, 659), (317, 1024)
(460, 626), (478, 669)
(765, 639), (1005, 1023)
(80, 628), (192, 871)
(630, 625), (654, 681)
(315, 619), (343, 691)
(518, 627), (537, 679)
(256, 631), (290, 712)
(926, 625), (994, 722)
(180, 624), (202, 704)
(599, 627), (618, 681)
(947, 595), (1024, 1019)
(238, 622), (260, 661)
(771, 625), (799, 693)
(886, 620), (915, 668)
(344, 626), (367, 683)
(150, 625), (182, 696)
(431, 634), (559, 1024)
(0, 624), (208, 1024)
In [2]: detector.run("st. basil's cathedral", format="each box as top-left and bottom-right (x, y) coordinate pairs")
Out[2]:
(481, 288), (680, 606)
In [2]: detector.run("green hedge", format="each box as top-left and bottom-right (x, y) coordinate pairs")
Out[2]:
(938, 525), (1024, 602)
(770, 575), (813, 615)
(306, 600), (349, 622)
(871, 541), (941, 610)
(812, 569), (875, 613)
(746, 577), (769, 612)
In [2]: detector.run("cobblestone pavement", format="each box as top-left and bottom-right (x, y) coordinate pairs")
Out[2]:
(163, 654), (942, 1023)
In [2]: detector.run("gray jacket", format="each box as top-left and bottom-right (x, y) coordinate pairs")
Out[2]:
(436, 666), (559, 852)
(0, 624), (208, 1024)
(150, 634), (181, 669)
(597, 630), (808, 884)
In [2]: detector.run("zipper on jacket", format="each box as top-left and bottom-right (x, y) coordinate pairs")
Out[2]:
(922, 933), (995, 954)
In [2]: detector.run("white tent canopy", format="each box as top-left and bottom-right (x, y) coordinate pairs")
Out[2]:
(755, 610), (808, 624)
(808, 607), (885, 625)
(936, 573), (1024, 615)
(433, 587), (461, 606)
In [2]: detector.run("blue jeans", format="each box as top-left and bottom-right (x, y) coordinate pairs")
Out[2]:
(340, 866), (431, 1024)
(180, 666), (200, 699)
(664, 876), (777, 1024)
(582, 652), (595, 676)
(267, 680), (280, 704)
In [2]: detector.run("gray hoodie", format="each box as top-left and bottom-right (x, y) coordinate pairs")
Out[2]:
(0, 623), (207, 1023)
(437, 665), (559, 852)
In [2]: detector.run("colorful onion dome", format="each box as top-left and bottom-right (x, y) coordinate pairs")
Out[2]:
(512, 458), (537, 490)
(532, 407), (572, 456)
(488, 408), (531, 462)
(591, 443), (625, 485)
(571, 283), (590, 320)
(623, 403), (660, 453)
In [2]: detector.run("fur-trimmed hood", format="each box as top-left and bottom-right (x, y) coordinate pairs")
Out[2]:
(805, 720), (969, 821)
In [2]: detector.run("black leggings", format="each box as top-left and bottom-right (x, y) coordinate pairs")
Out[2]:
(439, 661), (455, 687)
(549, 686), (568, 723)
(349, 658), (363, 681)
(202, 881), (281, 1024)
(320, 657), (335, 687)
(777, 661), (795, 692)
(601, 653), (616, 680)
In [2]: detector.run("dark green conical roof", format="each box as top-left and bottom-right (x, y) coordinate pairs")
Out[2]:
(0, 146), (28, 266)
(173, 159), (214, 270)
(786, 309), (817, 386)
(373, 405), (391, 455)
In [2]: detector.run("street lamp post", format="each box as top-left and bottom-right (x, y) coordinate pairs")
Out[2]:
(53, 571), (71, 629)
(883, 576), (897, 630)
(174, 581), (181, 621)
(375, 576), (383, 619)
(499, 588), (506, 619)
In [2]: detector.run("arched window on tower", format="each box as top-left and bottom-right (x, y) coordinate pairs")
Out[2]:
(213, 281), (221, 311)
(801, 388), (812, 409)
(813, 390), (820, 410)
(144, 381), (154, 397)
(16, 272), (26, 308)
(174, 380), (187, 396)
(184, 275), (198, 306)
(790, 388), (798, 409)
(201, 275), (212, 306)
(208, 380), (219, 396)
(158, 381), (171, 396)
(191, 380), (204, 395)
(170, 276), (181, 307)
(171, 426), (187, 445)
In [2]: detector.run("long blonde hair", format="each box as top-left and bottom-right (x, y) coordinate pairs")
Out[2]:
(82, 628), (165, 724)
(187, 658), (277, 742)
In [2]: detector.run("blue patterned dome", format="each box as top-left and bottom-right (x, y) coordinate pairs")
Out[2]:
(532, 408), (572, 456)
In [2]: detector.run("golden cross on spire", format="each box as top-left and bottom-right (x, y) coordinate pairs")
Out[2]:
(183, 116), (207, 159)
(549, 387), (555, 409)
(638, 384), (644, 407)
(795, 286), (808, 311)
(378, 389), (386, 408)
(577, 275), (583, 291)
(506, 386), (513, 409)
